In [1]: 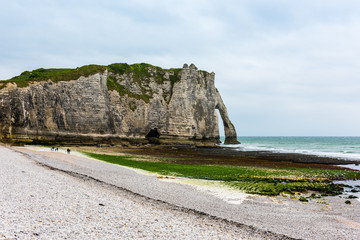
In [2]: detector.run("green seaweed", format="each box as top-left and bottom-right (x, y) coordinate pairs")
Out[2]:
(299, 196), (309, 202)
(84, 152), (360, 196)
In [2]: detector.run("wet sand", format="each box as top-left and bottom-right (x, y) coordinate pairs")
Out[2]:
(1, 145), (359, 239)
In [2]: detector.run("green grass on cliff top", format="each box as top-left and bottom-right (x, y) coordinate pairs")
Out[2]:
(0, 63), (184, 89)
(0, 65), (107, 89)
(85, 152), (360, 196)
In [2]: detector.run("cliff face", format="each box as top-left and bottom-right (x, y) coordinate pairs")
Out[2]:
(0, 63), (239, 145)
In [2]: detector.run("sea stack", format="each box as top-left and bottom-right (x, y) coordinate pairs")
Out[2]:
(0, 63), (239, 145)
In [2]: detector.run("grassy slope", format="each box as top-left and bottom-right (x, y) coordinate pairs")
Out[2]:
(0, 65), (107, 89)
(0, 63), (183, 90)
(85, 152), (360, 196)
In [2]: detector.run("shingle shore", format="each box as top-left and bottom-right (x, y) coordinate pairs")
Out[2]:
(2, 145), (360, 240)
(0, 146), (289, 240)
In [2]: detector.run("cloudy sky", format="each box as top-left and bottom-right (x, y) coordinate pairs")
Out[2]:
(1, 0), (359, 136)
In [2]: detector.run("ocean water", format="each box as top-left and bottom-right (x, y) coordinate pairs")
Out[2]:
(220, 136), (360, 162)
(221, 136), (360, 200)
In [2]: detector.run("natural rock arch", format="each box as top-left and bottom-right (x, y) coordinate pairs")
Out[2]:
(0, 63), (240, 146)
(215, 91), (240, 144)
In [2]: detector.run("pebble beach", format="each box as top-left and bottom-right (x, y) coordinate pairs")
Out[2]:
(1, 145), (360, 239)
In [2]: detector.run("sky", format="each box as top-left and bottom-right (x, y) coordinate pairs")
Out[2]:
(1, 0), (360, 136)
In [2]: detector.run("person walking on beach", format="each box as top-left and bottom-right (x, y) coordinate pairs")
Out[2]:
(67, 148), (71, 154)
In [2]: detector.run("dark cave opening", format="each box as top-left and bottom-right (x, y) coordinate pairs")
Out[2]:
(146, 128), (160, 139)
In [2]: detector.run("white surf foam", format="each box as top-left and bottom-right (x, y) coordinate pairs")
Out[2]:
(222, 144), (360, 161)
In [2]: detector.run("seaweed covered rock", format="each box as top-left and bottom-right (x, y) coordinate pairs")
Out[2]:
(0, 63), (239, 145)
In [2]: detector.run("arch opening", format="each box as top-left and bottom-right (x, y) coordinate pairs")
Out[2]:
(215, 109), (225, 143)
(215, 101), (240, 144)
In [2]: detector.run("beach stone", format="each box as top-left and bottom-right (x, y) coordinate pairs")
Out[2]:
(0, 146), (275, 240)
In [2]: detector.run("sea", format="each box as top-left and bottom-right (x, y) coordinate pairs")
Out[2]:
(221, 136), (360, 162)
(221, 136), (360, 200)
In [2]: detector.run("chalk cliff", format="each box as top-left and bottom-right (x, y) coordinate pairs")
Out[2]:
(0, 63), (239, 145)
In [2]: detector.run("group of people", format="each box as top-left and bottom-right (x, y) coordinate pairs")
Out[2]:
(50, 147), (71, 154)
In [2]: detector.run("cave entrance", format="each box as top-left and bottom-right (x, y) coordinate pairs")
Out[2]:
(146, 128), (161, 144)
(216, 109), (225, 143)
(146, 128), (160, 138)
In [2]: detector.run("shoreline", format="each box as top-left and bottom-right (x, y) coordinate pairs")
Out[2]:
(1, 145), (279, 239)
(2, 145), (360, 239)
(103, 144), (360, 169)
(7, 141), (360, 168)
(221, 136), (360, 162)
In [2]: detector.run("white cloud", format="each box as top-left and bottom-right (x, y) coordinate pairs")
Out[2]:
(1, 0), (360, 135)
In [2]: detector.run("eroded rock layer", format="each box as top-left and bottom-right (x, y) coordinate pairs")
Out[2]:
(0, 63), (239, 145)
